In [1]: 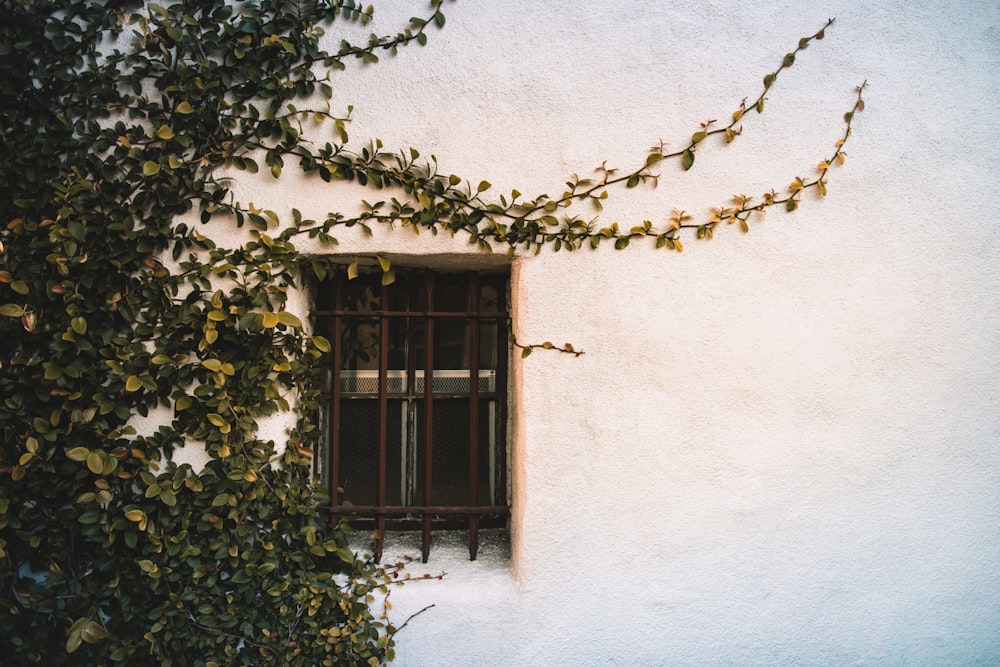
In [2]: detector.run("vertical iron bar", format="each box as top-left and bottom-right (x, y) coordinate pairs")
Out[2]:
(467, 273), (481, 560)
(329, 277), (343, 531)
(495, 277), (509, 510)
(375, 282), (389, 563)
(421, 272), (435, 563)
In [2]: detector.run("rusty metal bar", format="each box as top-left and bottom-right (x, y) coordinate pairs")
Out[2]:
(421, 272), (435, 563)
(375, 282), (389, 562)
(328, 278), (344, 531)
(467, 273), (481, 560)
(495, 278), (509, 509)
(325, 505), (510, 515)
(314, 309), (505, 319)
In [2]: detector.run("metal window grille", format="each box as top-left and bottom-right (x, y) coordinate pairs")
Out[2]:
(312, 269), (509, 562)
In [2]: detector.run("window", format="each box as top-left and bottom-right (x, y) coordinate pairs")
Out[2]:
(312, 268), (509, 562)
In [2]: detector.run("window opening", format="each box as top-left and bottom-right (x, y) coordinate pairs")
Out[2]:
(312, 268), (509, 562)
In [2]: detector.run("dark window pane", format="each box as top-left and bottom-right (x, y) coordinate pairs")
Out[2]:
(431, 398), (470, 506)
(434, 319), (469, 371)
(435, 279), (468, 312)
(338, 400), (378, 505)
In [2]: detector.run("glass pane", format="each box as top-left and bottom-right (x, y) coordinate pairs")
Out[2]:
(435, 279), (468, 312)
(340, 317), (412, 394)
(431, 398), (469, 506)
(479, 398), (502, 506)
(385, 399), (404, 506)
(338, 400), (378, 506)
(480, 281), (500, 313)
(337, 399), (405, 506)
(413, 401), (428, 505)
(434, 319), (469, 370)
(479, 322), (498, 372)
(342, 274), (381, 312)
(340, 316), (379, 375)
(428, 398), (497, 507)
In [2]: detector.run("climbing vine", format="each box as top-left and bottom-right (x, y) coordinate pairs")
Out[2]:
(0, 0), (864, 664)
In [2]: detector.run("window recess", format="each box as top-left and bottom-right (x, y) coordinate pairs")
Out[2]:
(312, 268), (509, 562)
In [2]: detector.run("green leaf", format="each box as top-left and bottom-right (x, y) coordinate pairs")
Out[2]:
(10, 280), (28, 295)
(691, 131), (707, 144)
(71, 316), (87, 334)
(0, 303), (24, 317)
(159, 488), (177, 507)
(80, 620), (109, 644)
(276, 311), (302, 328)
(476, 180), (491, 193)
(312, 336), (332, 353)
(86, 451), (103, 474)
(66, 447), (90, 462)
(201, 358), (222, 372)
(682, 149), (695, 171)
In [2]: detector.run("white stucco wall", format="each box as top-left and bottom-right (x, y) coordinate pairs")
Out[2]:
(206, 1), (1000, 664)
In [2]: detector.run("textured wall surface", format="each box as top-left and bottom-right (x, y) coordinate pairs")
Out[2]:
(198, 0), (999, 664)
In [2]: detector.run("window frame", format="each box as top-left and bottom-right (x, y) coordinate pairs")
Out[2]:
(312, 267), (510, 562)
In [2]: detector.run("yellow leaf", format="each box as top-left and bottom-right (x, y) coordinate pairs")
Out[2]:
(262, 311), (280, 328)
(67, 446), (90, 462)
(276, 311), (302, 328)
(125, 375), (143, 392)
